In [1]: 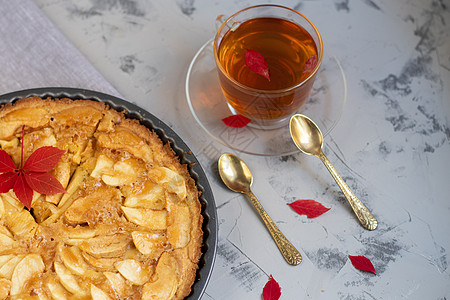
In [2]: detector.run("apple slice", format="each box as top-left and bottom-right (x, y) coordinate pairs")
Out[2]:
(131, 231), (167, 259)
(142, 252), (178, 300)
(90, 284), (112, 300)
(121, 206), (167, 230)
(79, 234), (131, 258)
(10, 254), (45, 295)
(54, 261), (87, 296)
(114, 259), (152, 286)
(58, 244), (89, 276)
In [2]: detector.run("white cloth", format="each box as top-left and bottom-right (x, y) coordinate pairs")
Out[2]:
(0, 0), (120, 97)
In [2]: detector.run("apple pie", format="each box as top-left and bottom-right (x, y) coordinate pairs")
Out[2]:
(0, 96), (203, 299)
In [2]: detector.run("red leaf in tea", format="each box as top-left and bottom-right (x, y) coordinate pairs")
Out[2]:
(262, 275), (281, 300)
(287, 199), (330, 218)
(348, 255), (376, 275)
(221, 114), (251, 128)
(245, 49), (270, 81)
(0, 126), (66, 209)
(303, 54), (318, 73)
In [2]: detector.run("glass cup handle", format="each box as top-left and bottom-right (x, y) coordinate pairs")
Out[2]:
(215, 14), (228, 31)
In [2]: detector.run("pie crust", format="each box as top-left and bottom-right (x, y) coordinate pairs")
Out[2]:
(0, 97), (203, 299)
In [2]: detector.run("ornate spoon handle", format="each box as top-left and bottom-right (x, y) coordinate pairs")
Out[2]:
(245, 191), (302, 265)
(318, 152), (378, 230)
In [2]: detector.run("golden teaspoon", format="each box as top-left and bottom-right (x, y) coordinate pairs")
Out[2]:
(289, 114), (378, 230)
(218, 153), (302, 265)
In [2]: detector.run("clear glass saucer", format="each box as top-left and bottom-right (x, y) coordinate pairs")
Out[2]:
(185, 39), (347, 156)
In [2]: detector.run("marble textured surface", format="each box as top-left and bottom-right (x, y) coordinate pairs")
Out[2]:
(17, 0), (450, 298)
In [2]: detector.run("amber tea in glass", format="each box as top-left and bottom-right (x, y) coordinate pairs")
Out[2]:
(214, 5), (323, 129)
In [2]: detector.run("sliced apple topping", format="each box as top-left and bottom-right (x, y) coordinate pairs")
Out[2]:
(103, 272), (128, 297)
(78, 234), (131, 258)
(57, 244), (89, 276)
(114, 259), (152, 286)
(90, 154), (114, 179)
(148, 167), (186, 200)
(47, 277), (69, 300)
(0, 278), (11, 300)
(0, 255), (23, 279)
(101, 160), (139, 186)
(0, 106), (48, 139)
(96, 127), (153, 162)
(90, 284), (112, 300)
(10, 254), (45, 295)
(131, 231), (168, 259)
(123, 180), (165, 210)
(0, 137), (18, 149)
(64, 186), (122, 226)
(167, 203), (192, 249)
(54, 261), (87, 296)
(3, 208), (38, 237)
(0, 233), (14, 247)
(142, 252), (179, 300)
(0, 255), (15, 268)
(81, 252), (120, 272)
(121, 206), (167, 230)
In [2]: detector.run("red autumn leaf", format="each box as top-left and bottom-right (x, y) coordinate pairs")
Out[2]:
(0, 150), (16, 172)
(245, 49), (270, 81)
(24, 172), (66, 195)
(348, 255), (376, 275)
(262, 275), (281, 300)
(303, 54), (318, 73)
(221, 114), (251, 128)
(0, 126), (66, 209)
(287, 199), (330, 218)
(23, 146), (66, 172)
(0, 172), (19, 193)
(13, 174), (34, 209)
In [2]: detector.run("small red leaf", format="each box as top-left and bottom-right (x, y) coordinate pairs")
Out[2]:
(303, 55), (318, 73)
(24, 172), (66, 195)
(287, 199), (330, 218)
(349, 255), (376, 275)
(245, 49), (270, 81)
(0, 172), (19, 193)
(262, 275), (281, 300)
(0, 150), (17, 172)
(13, 174), (34, 209)
(221, 114), (251, 128)
(23, 146), (66, 172)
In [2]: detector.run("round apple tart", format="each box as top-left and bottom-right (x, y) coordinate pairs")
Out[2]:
(0, 97), (203, 299)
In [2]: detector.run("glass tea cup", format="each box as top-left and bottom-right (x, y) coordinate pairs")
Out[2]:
(214, 5), (323, 129)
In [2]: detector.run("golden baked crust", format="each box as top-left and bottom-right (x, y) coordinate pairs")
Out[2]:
(0, 97), (203, 299)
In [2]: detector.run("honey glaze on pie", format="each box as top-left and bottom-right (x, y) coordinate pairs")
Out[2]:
(0, 97), (203, 300)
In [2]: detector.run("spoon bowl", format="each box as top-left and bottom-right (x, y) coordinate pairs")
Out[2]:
(289, 114), (378, 230)
(218, 153), (302, 265)
(218, 153), (252, 193)
(289, 114), (323, 156)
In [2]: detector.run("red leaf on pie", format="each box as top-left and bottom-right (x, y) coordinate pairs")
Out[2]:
(24, 172), (66, 195)
(262, 275), (281, 300)
(0, 172), (19, 193)
(23, 146), (66, 172)
(0, 127), (66, 209)
(13, 174), (34, 209)
(0, 150), (17, 172)
(287, 199), (330, 218)
(245, 49), (270, 81)
(348, 255), (376, 275)
(221, 114), (251, 128)
(303, 54), (318, 73)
